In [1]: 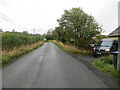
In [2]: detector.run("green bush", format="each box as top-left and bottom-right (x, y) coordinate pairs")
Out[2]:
(92, 56), (120, 79)
(97, 55), (113, 64)
(2, 32), (42, 50)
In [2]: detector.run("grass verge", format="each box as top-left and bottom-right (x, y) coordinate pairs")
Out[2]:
(0, 58), (1, 67)
(49, 40), (92, 56)
(92, 55), (120, 79)
(1, 41), (44, 67)
(50, 40), (120, 79)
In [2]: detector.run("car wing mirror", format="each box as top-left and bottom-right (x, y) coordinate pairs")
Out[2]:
(90, 44), (95, 48)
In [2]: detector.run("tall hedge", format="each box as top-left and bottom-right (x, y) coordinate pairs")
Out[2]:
(2, 32), (42, 50)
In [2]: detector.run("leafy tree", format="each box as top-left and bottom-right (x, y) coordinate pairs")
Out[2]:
(93, 35), (107, 43)
(23, 31), (28, 34)
(46, 29), (53, 40)
(57, 7), (103, 48)
(12, 29), (15, 32)
(0, 28), (3, 32)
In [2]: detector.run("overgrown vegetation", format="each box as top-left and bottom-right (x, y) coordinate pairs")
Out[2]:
(1, 31), (44, 66)
(50, 40), (92, 56)
(92, 55), (120, 79)
(2, 32), (43, 51)
(2, 41), (44, 66)
(51, 40), (119, 79)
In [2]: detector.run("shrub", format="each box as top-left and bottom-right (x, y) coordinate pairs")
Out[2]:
(92, 55), (120, 79)
(2, 32), (42, 51)
(96, 55), (113, 64)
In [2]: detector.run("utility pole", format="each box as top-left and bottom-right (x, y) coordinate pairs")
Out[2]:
(117, 1), (120, 71)
(118, 27), (120, 71)
(33, 28), (35, 34)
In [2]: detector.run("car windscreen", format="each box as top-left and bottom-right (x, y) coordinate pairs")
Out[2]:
(97, 41), (113, 47)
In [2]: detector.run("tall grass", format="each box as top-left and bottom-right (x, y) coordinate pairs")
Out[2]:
(2, 41), (44, 66)
(50, 40), (92, 55)
(92, 55), (120, 79)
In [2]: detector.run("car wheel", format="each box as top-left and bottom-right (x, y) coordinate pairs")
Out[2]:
(93, 52), (96, 57)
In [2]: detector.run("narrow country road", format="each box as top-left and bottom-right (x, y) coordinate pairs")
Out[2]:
(3, 42), (110, 88)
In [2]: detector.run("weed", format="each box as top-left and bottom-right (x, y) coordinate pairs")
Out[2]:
(92, 56), (120, 79)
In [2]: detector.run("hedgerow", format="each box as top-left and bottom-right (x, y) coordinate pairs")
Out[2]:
(2, 32), (42, 50)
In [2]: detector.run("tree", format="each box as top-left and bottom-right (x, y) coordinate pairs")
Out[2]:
(0, 28), (3, 32)
(23, 31), (28, 34)
(46, 29), (53, 40)
(57, 7), (103, 48)
(53, 27), (66, 42)
(93, 35), (107, 43)
(12, 29), (15, 32)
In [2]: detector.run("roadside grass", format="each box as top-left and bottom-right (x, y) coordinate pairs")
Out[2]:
(2, 41), (44, 66)
(92, 55), (120, 79)
(49, 40), (92, 56)
(0, 57), (1, 66)
(49, 40), (120, 79)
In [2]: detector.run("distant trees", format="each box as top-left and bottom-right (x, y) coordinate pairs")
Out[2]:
(46, 7), (103, 48)
(23, 31), (28, 34)
(12, 29), (15, 32)
(0, 28), (3, 32)
(45, 29), (53, 40)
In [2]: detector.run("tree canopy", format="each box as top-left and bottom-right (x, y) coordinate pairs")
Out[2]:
(46, 7), (103, 48)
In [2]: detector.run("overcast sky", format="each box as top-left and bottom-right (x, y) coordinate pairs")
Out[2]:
(0, 0), (119, 35)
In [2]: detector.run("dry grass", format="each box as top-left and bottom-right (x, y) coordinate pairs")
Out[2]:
(50, 40), (92, 55)
(1, 41), (44, 66)
(3, 41), (44, 56)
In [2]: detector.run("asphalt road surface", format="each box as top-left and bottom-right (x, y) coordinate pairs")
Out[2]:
(3, 42), (111, 88)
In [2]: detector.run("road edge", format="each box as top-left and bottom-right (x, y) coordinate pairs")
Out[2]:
(67, 52), (119, 88)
